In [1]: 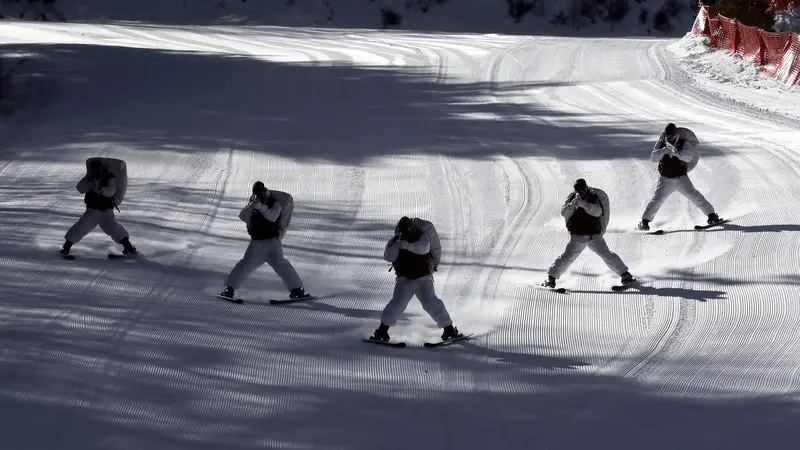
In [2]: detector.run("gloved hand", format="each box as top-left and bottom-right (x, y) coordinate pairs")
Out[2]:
(397, 240), (409, 250)
(573, 197), (590, 210)
(92, 179), (101, 192)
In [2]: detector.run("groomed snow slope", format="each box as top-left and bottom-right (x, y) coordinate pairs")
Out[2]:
(1, 21), (800, 449)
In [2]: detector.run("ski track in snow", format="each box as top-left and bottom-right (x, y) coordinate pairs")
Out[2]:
(1, 21), (800, 450)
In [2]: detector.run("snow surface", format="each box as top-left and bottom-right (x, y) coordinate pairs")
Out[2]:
(668, 34), (800, 120)
(2, 13), (800, 450)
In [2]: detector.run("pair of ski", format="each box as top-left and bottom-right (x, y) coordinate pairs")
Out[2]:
(537, 281), (641, 294)
(363, 333), (474, 348)
(62, 253), (136, 261)
(215, 293), (317, 305)
(644, 219), (730, 235)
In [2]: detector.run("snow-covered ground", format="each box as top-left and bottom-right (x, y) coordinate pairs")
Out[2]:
(668, 33), (800, 120)
(2, 12), (800, 450)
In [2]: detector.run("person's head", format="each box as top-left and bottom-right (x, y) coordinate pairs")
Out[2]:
(252, 181), (269, 202)
(88, 159), (106, 179)
(395, 216), (414, 237)
(573, 178), (590, 198)
(664, 123), (677, 137)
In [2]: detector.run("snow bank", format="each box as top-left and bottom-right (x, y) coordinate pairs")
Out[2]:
(668, 34), (788, 90)
(667, 34), (800, 120)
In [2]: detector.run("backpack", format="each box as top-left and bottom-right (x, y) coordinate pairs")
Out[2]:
(411, 218), (441, 271)
(593, 188), (610, 235)
(269, 190), (294, 241)
(675, 127), (700, 172)
(239, 189), (294, 241)
(86, 157), (127, 207)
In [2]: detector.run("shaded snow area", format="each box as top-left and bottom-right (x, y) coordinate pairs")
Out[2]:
(667, 34), (800, 120)
(1, 13), (800, 450)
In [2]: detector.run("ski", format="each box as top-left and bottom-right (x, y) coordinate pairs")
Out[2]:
(537, 285), (567, 294)
(61, 254), (75, 260)
(108, 253), (138, 260)
(269, 295), (316, 305)
(634, 227), (663, 235)
(424, 333), (474, 348)
(363, 338), (406, 348)
(694, 219), (730, 231)
(216, 293), (244, 304)
(611, 281), (642, 292)
(611, 284), (634, 292)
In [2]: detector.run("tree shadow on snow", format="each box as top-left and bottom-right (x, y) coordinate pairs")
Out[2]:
(457, 340), (591, 369)
(1, 42), (724, 164)
(2, 231), (800, 450)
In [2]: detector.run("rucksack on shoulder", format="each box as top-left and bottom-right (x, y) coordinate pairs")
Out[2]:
(593, 188), (611, 234)
(412, 218), (441, 271)
(86, 157), (127, 207)
(269, 190), (294, 241)
(676, 127), (700, 172)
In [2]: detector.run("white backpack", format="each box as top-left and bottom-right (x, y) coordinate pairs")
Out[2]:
(676, 127), (700, 172)
(86, 157), (127, 207)
(593, 188), (611, 235)
(270, 190), (294, 241)
(412, 217), (441, 271)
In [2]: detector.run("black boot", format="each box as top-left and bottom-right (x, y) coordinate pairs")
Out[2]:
(120, 237), (137, 255)
(289, 287), (311, 299)
(541, 275), (556, 288)
(219, 286), (235, 299)
(636, 219), (650, 231)
(60, 240), (73, 256)
(370, 323), (390, 341)
(620, 271), (637, 285)
(707, 213), (723, 225)
(442, 324), (464, 340)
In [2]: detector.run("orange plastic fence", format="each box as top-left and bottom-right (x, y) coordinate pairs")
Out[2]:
(691, 4), (800, 86)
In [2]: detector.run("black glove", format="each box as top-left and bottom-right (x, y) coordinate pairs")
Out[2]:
(565, 192), (577, 205)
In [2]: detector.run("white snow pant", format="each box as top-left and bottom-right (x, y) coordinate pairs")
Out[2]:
(65, 208), (129, 244)
(381, 275), (453, 328)
(642, 175), (715, 221)
(224, 238), (303, 291)
(547, 234), (628, 279)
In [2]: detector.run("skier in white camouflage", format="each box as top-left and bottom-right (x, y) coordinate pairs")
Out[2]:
(636, 123), (723, 231)
(542, 178), (636, 290)
(369, 216), (463, 343)
(60, 159), (137, 257)
(219, 181), (310, 301)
